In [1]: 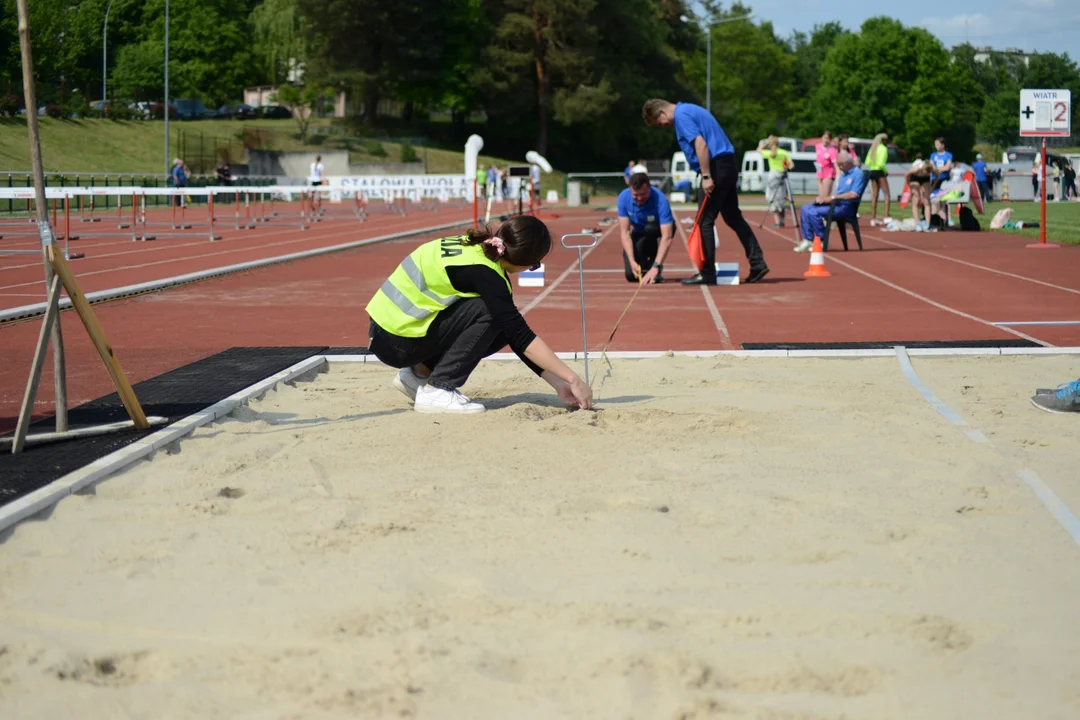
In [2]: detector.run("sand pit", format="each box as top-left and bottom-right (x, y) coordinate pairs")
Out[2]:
(1, 354), (1079, 719)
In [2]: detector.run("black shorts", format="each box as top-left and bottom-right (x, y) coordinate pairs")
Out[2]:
(869, 170), (887, 180)
(909, 175), (930, 185)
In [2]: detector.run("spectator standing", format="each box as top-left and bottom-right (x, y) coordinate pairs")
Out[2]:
(757, 135), (793, 227)
(972, 153), (989, 202)
(170, 158), (188, 207)
(815, 131), (837, 198)
(866, 133), (891, 225)
(309, 155), (325, 187)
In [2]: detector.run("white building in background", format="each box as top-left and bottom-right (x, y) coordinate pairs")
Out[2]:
(970, 46), (1034, 66)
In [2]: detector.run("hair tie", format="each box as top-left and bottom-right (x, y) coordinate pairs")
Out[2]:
(485, 237), (506, 257)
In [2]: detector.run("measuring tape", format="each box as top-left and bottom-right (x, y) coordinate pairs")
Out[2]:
(591, 267), (646, 393)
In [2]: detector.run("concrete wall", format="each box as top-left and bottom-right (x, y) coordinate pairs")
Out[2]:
(345, 163), (426, 176)
(246, 150), (349, 179)
(246, 150), (427, 180)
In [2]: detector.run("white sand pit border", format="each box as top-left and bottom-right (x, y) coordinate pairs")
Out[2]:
(3, 345), (1080, 541)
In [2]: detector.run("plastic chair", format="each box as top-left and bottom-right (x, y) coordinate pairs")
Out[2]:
(822, 200), (862, 251)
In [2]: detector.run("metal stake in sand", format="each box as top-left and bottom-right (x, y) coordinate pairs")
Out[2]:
(560, 233), (598, 384)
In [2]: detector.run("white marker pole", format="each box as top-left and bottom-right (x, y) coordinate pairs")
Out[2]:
(560, 233), (599, 384)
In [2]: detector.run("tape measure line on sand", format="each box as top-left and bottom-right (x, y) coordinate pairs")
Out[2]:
(591, 269), (646, 394)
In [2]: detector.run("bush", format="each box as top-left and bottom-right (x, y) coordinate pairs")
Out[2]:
(0, 94), (19, 117)
(364, 140), (386, 157)
(45, 104), (64, 119)
(400, 142), (419, 163)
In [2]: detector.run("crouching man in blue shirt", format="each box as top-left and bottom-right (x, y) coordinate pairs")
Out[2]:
(795, 151), (868, 252)
(617, 168), (675, 284)
(642, 98), (769, 285)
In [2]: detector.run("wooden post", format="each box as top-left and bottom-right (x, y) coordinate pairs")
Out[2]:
(11, 273), (62, 453)
(47, 245), (150, 430)
(16, 0), (68, 432)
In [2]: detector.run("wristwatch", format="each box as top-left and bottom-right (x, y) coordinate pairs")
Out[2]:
(702, 174), (711, 180)
(654, 263), (664, 271)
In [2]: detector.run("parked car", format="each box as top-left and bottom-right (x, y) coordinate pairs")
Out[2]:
(149, 102), (180, 120)
(215, 103), (257, 120)
(173, 98), (214, 120)
(256, 104), (293, 119)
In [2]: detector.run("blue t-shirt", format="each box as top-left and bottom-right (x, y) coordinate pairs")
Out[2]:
(171, 165), (186, 187)
(973, 160), (987, 182)
(930, 151), (953, 179)
(673, 103), (735, 172)
(834, 166), (868, 216)
(617, 186), (674, 232)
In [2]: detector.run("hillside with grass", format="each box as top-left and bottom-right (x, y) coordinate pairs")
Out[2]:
(0, 118), (566, 191)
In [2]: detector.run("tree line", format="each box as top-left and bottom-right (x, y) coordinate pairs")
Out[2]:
(2, 0), (1078, 170)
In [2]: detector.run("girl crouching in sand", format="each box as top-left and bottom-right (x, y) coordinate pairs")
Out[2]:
(365, 215), (594, 414)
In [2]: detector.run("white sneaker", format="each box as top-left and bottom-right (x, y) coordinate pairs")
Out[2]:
(413, 385), (486, 414)
(393, 367), (427, 401)
(793, 239), (813, 253)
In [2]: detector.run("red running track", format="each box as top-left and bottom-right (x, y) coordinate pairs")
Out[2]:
(2, 203), (1078, 431)
(0, 199), (475, 311)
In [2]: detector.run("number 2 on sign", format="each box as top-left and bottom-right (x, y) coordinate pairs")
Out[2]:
(1055, 102), (1068, 122)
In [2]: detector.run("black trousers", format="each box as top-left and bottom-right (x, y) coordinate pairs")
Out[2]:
(622, 226), (661, 282)
(697, 154), (767, 277)
(368, 298), (508, 391)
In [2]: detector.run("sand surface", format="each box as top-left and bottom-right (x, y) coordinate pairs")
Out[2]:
(1, 354), (1079, 719)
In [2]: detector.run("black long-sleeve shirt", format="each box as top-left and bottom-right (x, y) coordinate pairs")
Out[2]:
(445, 264), (544, 376)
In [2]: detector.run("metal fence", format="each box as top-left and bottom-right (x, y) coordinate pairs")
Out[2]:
(0, 171), (279, 215)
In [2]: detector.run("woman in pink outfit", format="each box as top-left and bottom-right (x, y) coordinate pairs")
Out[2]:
(815, 130), (838, 197)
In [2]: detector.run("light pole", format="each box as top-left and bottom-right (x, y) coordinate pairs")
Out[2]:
(681, 13), (753, 112)
(164, 0), (170, 177)
(102, 0), (113, 105)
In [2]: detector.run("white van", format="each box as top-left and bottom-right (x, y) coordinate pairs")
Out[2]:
(670, 151), (699, 193)
(739, 149), (819, 194)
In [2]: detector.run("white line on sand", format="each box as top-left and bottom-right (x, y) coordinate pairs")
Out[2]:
(894, 346), (1080, 549)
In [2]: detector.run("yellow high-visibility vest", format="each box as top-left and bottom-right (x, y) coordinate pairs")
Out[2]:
(366, 236), (511, 337)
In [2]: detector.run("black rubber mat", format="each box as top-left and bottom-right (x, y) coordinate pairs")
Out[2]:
(0, 346), (327, 511)
(323, 347), (372, 355)
(740, 340), (1042, 350)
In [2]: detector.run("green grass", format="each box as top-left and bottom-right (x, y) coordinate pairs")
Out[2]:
(0, 117), (565, 191)
(0, 117), (303, 174)
(979, 200), (1080, 246)
(851, 199), (1080, 246)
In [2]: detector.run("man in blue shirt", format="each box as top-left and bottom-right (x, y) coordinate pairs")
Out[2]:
(794, 151), (868, 252)
(972, 153), (989, 201)
(617, 168), (675, 284)
(642, 99), (769, 285)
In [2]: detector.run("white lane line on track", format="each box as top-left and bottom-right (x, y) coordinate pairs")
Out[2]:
(862, 230), (1080, 296)
(673, 212), (734, 350)
(759, 225), (1050, 347)
(520, 223), (619, 316)
(0, 213), (476, 295)
(0, 210), (474, 275)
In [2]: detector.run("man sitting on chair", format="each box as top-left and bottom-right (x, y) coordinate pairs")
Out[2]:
(617, 167), (675, 284)
(794, 151), (867, 253)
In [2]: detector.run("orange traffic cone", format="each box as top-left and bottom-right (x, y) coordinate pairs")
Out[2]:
(804, 236), (831, 277)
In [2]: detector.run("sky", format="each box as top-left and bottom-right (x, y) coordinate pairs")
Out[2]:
(692, 0), (1080, 57)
